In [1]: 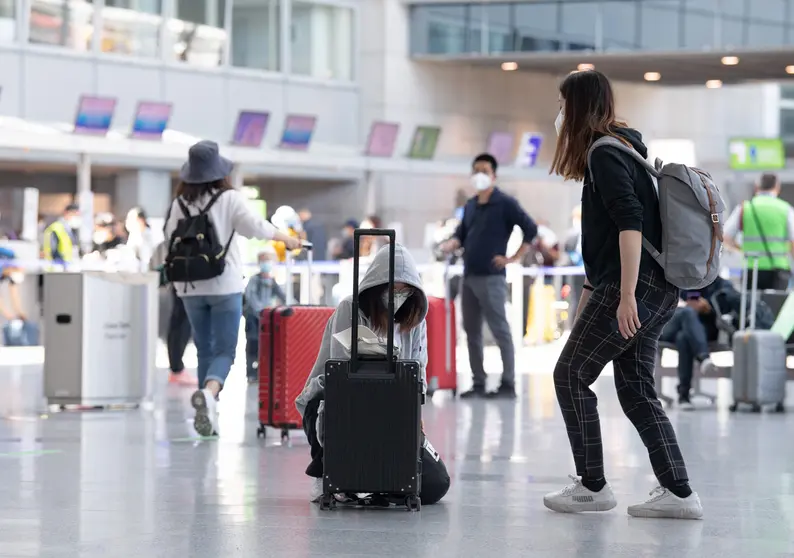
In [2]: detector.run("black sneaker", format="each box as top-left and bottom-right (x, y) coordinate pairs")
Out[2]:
(486, 384), (517, 399)
(678, 396), (695, 411)
(460, 386), (486, 399)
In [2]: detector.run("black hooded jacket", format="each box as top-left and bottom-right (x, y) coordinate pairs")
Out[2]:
(582, 127), (664, 288)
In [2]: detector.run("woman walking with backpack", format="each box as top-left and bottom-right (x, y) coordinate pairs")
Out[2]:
(164, 140), (300, 436)
(543, 70), (702, 519)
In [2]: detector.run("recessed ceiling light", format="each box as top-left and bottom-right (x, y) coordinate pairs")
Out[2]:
(644, 72), (661, 82)
(706, 79), (723, 89)
(786, 65), (794, 74)
(577, 63), (595, 71)
(501, 62), (518, 71)
(721, 56), (739, 66)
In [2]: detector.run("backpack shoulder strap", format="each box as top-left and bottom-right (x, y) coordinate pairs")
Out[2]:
(587, 136), (660, 185)
(175, 197), (190, 219)
(201, 189), (230, 215)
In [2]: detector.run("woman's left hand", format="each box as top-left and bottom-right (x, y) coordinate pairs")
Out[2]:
(616, 296), (641, 340)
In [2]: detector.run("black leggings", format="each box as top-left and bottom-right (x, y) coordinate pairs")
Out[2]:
(302, 396), (450, 505)
(167, 288), (192, 373)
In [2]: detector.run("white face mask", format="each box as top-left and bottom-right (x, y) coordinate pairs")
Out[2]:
(470, 172), (492, 192)
(8, 272), (24, 284)
(554, 110), (565, 136)
(382, 291), (411, 313)
(66, 216), (82, 229)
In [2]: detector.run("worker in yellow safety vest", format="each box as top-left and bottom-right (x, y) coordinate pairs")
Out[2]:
(724, 173), (794, 290)
(43, 203), (81, 265)
(270, 205), (304, 262)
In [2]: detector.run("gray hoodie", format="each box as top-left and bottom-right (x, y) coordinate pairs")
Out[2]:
(295, 243), (429, 418)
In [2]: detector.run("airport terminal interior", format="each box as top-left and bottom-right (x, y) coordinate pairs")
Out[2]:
(2, 0), (794, 556)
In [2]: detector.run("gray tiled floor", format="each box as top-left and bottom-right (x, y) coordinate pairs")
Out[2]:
(1, 344), (793, 558)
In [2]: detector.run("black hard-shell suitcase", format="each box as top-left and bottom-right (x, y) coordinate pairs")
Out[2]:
(320, 229), (424, 512)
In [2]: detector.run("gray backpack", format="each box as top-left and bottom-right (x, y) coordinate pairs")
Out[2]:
(587, 136), (725, 290)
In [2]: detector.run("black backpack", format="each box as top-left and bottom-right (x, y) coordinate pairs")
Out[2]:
(164, 190), (234, 288)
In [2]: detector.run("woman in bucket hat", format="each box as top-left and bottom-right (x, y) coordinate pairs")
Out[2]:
(165, 140), (300, 436)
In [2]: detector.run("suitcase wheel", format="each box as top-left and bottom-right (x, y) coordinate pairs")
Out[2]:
(426, 390), (435, 400)
(319, 493), (337, 511)
(281, 428), (290, 443)
(451, 388), (457, 397)
(729, 403), (738, 413)
(404, 495), (421, 512)
(774, 402), (786, 413)
(751, 404), (762, 413)
(256, 424), (266, 438)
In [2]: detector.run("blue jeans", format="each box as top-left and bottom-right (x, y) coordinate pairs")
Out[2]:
(181, 294), (243, 388)
(659, 306), (709, 397)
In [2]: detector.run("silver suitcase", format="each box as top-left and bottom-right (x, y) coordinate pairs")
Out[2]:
(730, 259), (787, 412)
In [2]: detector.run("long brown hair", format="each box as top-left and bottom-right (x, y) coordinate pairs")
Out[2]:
(359, 286), (424, 335)
(550, 70), (628, 182)
(175, 178), (234, 204)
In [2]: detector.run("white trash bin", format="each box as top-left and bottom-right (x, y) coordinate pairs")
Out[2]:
(43, 271), (159, 407)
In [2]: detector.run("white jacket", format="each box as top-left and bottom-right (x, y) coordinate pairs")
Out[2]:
(164, 189), (277, 296)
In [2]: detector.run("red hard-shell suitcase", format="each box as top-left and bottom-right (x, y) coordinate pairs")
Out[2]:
(257, 243), (334, 441)
(425, 294), (457, 398)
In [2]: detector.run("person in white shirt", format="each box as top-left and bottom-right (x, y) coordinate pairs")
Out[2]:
(164, 140), (300, 436)
(125, 207), (156, 272)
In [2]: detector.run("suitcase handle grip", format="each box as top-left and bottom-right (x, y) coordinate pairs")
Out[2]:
(351, 229), (397, 372)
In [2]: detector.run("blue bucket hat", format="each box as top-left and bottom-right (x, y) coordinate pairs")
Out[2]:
(179, 140), (234, 184)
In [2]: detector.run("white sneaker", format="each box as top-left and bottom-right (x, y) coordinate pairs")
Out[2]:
(543, 475), (618, 513)
(309, 478), (324, 503)
(627, 486), (703, 519)
(699, 356), (717, 377)
(191, 388), (218, 437)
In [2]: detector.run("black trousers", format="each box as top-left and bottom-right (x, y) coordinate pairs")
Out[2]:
(553, 270), (690, 489)
(302, 396), (450, 505)
(745, 269), (791, 291)
(166, 288), (192, 373)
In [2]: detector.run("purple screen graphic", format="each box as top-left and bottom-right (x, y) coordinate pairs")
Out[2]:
(131, 101), (172, 140)
(365, 121), (400, 157)
(232, 111), (270, 147)
(74, 96), (117, 136)
(279, 115), (317, 151)
(487, 132), (514, 164)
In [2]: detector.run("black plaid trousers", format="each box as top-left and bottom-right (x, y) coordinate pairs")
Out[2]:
(553, 269), (690, 488)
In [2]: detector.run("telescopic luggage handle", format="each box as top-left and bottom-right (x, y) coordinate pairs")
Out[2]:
(351, 228), (396, 372)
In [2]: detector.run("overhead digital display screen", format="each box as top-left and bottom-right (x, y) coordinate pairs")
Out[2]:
(365, 121), (400, 157)
(279, 114), (317, 151)
(232, 111), (270, 147)
(74, 95), (117, 136)
(131, 101), (172, 140)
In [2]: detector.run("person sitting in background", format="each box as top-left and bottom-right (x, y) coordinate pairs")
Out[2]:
(244, 247), (287, 384)
(662, 276), (773, 410)
(295, 243), (450, 506)
(331, 219), (358, 260)
(43, 203), (81, 265)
